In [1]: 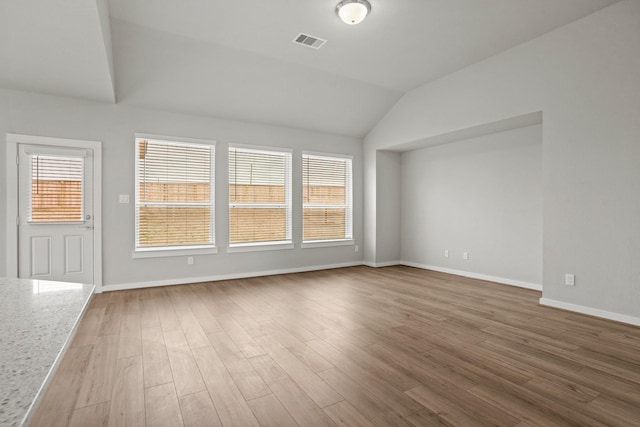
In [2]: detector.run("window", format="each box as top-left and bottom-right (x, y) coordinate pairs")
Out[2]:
(135, 136), (214, 252)
(29, 153), (84, 222)
(303, 153), (353, 242)
(229, 146), (292, 247)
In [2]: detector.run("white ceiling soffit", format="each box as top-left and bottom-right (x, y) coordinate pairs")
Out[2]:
(0, 0), (115, 103)
(108, 0), (620, 92)
(112, 20), (403, 138)
(387, 112), (543, 152)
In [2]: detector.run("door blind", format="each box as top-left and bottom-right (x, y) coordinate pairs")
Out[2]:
(303, 154), (353, 241)
(136, 138), (214, 248)
(229, 147), (292, 244)
(29, 154), (84, 222)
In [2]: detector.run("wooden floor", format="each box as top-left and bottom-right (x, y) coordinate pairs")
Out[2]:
(29, 266), (640, 427)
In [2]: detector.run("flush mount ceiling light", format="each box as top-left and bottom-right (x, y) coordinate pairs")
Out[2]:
(336, 0), (371, 25)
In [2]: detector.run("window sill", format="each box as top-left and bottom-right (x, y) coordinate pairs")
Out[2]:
(27, 221), (85, 225)
(132, 246), (218, 259)
(301, 239), (354, 249)
(227, 241), (294, 253)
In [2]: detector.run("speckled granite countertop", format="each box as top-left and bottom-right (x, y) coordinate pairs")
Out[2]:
(0, 278), (94, 427)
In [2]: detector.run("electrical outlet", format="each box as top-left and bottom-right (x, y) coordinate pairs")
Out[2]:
(354, 245), (359, 252)
(444, 249), (449, 258)
(119, 194), (129, 204)
(463, 251), (469, 260)
(565, 274), (575, 286)
(187, 256), (194, 265)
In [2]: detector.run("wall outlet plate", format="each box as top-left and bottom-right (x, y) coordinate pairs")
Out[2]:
(444, 249), (449, 258)
(463, 251), (469, 260)
(565, 274), (575, 286)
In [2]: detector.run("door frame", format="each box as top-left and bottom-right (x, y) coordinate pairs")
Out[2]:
(6, 133), (103, 292)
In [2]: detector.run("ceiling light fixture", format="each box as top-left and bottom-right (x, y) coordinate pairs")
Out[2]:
(336, 0), (371, 25)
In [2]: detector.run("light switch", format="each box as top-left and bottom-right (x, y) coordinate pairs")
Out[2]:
(119, 194), (130, 204)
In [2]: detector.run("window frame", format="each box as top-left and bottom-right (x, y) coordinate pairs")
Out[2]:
(301, 151), (354, 248)
(228, 143), (293, 252)
(133, 133), (217, 259)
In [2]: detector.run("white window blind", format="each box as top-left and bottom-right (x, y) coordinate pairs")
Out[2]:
(135, 137), (214, 250)
(29, 154), (84, 222)
(303, 154), (353, 242)
(229, 146), (292, 245)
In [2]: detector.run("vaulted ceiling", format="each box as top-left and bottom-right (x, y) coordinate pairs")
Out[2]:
(0, 0), (620, 137)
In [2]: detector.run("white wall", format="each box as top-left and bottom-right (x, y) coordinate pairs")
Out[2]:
(365, 0), (640, 320)
(373, 150), (402, 265)
(0, 89), (363, 289)
(401, 125), (542, 286)
(363, 146), (377, 263)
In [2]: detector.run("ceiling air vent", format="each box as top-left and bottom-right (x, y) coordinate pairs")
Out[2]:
(293, 33), (327, 50)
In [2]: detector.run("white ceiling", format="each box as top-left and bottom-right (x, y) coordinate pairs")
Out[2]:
(0, 0), (115, 103)
(0, 0), (620, 137)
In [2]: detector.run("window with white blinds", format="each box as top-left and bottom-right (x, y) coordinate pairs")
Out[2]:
(135, 137), (214, 250)
(229, 146), (292, 245)
(303, 153), (353, 242)
(29, 154), (84, 222)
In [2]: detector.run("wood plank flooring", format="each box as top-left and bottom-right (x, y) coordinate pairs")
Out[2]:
(28, 266), (640, 426)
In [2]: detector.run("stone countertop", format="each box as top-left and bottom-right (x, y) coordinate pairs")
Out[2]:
(0, 278), (94, 427)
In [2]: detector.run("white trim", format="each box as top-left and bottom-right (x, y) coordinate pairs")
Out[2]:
(363, 260), (401, 268)
(302, 150), (354, 161)
(345, 156), (353, 240)
(301, 239), (354, 249)
(229, 142), (293, 154)
(6, 133), (103, 292)
(5, 141), (18, 277)
(93, 140), (103, 293)
(135, 133), (216, 147)
(227, 242), (294, 253)
(400, 261), (543, 291)
(22, 146), (88, 157)
(101, 261), (363, 292)
(539, 298), (640, 327)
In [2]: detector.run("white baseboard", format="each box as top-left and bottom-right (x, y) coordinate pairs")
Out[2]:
(363, 260), (402, 268)
(101, 259), (640, 328)
(401, 261), (543, 291)
(539, 297), (640, 327)
(102, 261), (364, 292)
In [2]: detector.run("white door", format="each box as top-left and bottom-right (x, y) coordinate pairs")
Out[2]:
(18, 144), (94, 284)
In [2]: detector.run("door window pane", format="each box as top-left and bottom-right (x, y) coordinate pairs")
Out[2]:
(30, 155), (83, 222)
